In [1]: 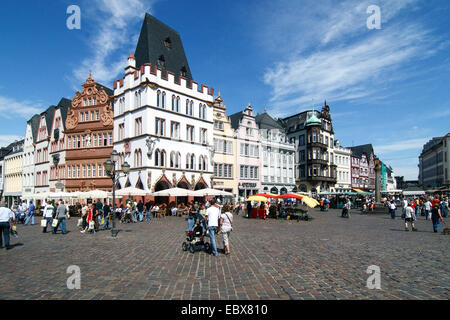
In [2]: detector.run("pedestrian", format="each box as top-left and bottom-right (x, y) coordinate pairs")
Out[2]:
(131, 201), (138, 222)
(431, 202), (444, 233)
(54, 200), (68, 235)
(404, 202), (417, 232)
(246, 200), (252, 218)
(0, 202), (15, 250)
(24, 200), (36, 225)
(423, 199), (432, 220)
(145, 200), (152, 221)
(205, 198), (220, 257)
(95, 199), (103, 230)
(388, 199), (396, 219)
(102, 202), (111, 230)
(151, 203), (159, 219)
(186, 204), (195, 232)
(264, 202), (269, 220)
(42, 201), (54, 233)
(441, 197), (448, 218)
(220, 204), (233, 255)
(137, 200), (144, 222)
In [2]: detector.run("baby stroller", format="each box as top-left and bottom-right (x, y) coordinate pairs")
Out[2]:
(182, 221), (211, 254)
(120, 209), (133, 223)
(17, 211), (26, 224)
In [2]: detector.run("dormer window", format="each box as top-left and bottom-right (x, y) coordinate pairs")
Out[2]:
(180, 66), (187, 77)
(157, 55), (166, 67)
(164, 37), (172, 49)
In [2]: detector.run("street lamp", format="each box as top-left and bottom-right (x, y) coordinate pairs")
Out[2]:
(104, 150), (130, 237)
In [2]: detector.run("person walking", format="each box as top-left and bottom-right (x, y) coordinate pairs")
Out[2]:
(42, 201), (54, 233)
(54, 200), (67, 235)
(388, 199), (396, 219)
(145, 200), (152, 221)
(423, 199), (432, 220)
(0, 202), (15, 250)
(137, 200), (144, 222)
(404, 202), (417, 232)
(102, 202), (111, 230)
(220, 204), (233, 255)
(24, 200), (36, 226)
(205, 198), (220, 257)
(431, 202), (444, 233)
(441, 197), (448, 218)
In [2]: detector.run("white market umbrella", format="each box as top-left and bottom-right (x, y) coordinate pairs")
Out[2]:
(78, 189), (110, 199)
(151, 187), (196, 197)
(115, 187), (150, 197)
(192, 188), (234, 197)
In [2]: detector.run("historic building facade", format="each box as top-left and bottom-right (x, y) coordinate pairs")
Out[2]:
(256, 111), (295, 195)
(113, 14), (214, 194)
(333, 140), (351, 193)
(22, 115), (39, 197)
(418, 133), (450, 189)
(64, 74), (114, 192)
(212, 93), (236, 195)
(350, 144), (376, 191)
(230, 104), (261, 199)
(3, 140), (24, 206)
(280, 102), (337, 194)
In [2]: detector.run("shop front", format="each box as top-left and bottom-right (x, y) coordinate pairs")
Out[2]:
(238, 182), (259, 200)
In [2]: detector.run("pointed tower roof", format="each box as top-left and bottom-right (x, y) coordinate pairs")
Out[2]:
(134, 13), (193, 80)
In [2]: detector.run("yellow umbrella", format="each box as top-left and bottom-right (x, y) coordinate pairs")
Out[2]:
(300, 196), (319, 208)
(247, 195), (268, 202)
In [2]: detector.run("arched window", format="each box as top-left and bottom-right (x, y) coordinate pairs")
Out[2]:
(190, 101), (193, 116)
(203, 156), (207, 171)
(190, 154), (195, 170)
(170, 151), (175, 168)
(199, 103), (202, 118)
(199, 155), (203, 170)
(171, 95), (175, 111)
(161, 150), (166, 167)
(176, 152), (181, 168)
(157, 90), (161, 107)
(161, 92), (166, 108)
(186, 153), (190, 169)
(155, 149), (160, 166)
(176, 97), (180, 112)
(186, 99), (189, 114)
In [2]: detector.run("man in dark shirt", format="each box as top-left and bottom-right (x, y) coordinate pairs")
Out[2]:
(94, 200), (103, 231)
(102, 203), (111, 230)
(137, 200), (144, 222)
(144, 200), (152, 222)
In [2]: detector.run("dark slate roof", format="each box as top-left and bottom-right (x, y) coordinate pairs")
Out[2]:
(57, 98), (72, 130)
(97, 84), (113, 97)
(4, 139), (24, 157)
(28, 114), (40, 143)
(0, 146), (13, 160)
(255, 112), (283, 130)
(229, 111), (244, 130)
(44, 105), (56, 136)
(135, 13), (193, 80)
(350, 144), (374, 158)
(420, 136), (443, 156)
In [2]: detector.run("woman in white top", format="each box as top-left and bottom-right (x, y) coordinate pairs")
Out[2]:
(220, 204), (233, 255)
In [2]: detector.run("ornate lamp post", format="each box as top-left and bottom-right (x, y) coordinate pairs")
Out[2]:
(104, 150), (130, 237)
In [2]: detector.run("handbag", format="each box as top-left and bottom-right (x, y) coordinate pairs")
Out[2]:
(40, 219), (47, 227)
(224, 212), (233, 232)
(88, 220), (95, 230)
(10, 225), (18, 238)
(101, 217), (105, 225)
(77, 218), (83, 227)
(52, 219), (59, 227)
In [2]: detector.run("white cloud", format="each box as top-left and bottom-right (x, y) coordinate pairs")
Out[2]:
(374, 138), (429, 153)
(0, 135), (23, 148)
(0, 95), (42, 119)
(260, 0), (442, 112)
(72, 0), (156, 85)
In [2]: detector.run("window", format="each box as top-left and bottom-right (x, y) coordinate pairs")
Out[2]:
(190, 101), (193, 116)
(200, 128), (207, 144)
(157, 55), (166, 67)
(103, 133), (108, 146)
(187, 125), (194, 142)
(161, 92), (166, 108)
(87, 165), (91, 178)
(91, 111), (94, 121)
(135, 90), (141, 108)
(157, 90), (161, 107)
(98, 164), (103, 177)
(92, 164), (96, 177)
(109, 133), (112, 146)
(155, 150), (160, 166)
(135, 117), (142, 136)
(118, 124), (124, 140)
(186, 99), (189, 114)
(164, 37), (172, 49)
(176, 97), (180, 112)
(155, 118), (165, 136)
(171, 122), (180, 139)
(82, 165), (86, 178)
(172, 95), (176, 111)
(80, 112), (84, 122)
(214, 121), (224, 130)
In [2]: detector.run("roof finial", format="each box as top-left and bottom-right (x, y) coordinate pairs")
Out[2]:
(88, 70), (92, 79)
(264, 106), (267, 113)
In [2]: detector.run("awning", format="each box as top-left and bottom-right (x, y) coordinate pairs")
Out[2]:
(353, 188), (365, 193)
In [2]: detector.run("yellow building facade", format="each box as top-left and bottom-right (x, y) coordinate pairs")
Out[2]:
(212, 94), (237, 198)
(4, 140), (24, 206)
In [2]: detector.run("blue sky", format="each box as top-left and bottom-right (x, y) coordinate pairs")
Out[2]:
(0, 0), (449, 180)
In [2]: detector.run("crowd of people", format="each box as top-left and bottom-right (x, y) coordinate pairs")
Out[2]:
(385, 196), (448, 232)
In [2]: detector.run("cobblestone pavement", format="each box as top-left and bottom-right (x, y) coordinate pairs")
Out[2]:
(0, 209), (448, 300)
